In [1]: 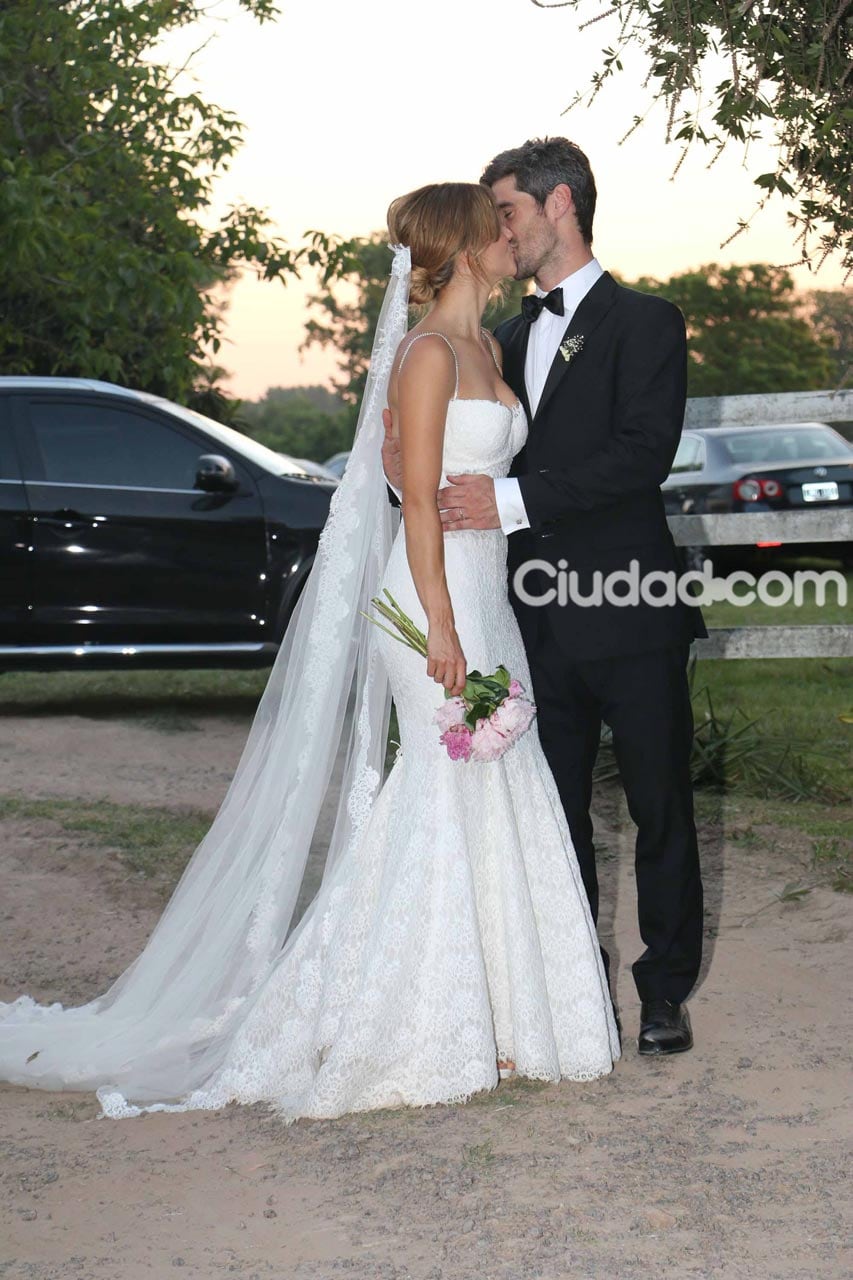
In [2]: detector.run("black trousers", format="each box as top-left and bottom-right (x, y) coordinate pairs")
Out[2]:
(528, 619), (703, 1005)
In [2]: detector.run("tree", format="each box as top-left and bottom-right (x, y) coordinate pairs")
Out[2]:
(302, 234), (393, 411)
(805, 289), (853, 389)
(0, 1), (350, 420)
(531, 0), (852, 274)
(302, 232), (532, 407)
(626, 263), (836, 396)
(239, 387), (352, 462)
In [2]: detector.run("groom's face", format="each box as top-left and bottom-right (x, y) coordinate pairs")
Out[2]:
(489, 175), (558, 282)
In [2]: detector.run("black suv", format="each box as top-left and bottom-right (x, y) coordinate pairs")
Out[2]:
(0, 378), (337, 671)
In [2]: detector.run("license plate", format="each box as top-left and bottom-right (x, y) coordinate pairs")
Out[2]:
(801, 481), (839, 502)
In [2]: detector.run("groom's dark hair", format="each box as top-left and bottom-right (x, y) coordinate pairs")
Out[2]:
(481, 137), (597, 245)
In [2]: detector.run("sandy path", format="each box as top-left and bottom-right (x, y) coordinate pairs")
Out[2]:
(1, 711), (850, 1279)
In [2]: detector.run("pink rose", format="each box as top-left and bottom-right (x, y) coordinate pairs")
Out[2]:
(439, 723), (474, 761)
(492, 696), (536, 741)
(508, 679), (524, 698)
(433, 696), (467, 733)
(469, 717), (508, 763)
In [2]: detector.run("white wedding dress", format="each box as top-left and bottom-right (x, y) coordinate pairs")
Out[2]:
(0, 255), (618, 1123)
(92, 373), (620, 1121)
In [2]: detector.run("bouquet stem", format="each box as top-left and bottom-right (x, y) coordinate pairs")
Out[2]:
(360, 589), (428, 657)
(362, 591), (536, 763)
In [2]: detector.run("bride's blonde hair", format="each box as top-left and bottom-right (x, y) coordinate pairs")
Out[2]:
(387, 182), (503, 306)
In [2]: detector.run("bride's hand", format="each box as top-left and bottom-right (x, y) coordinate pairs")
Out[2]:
(426, 620), (467, 697)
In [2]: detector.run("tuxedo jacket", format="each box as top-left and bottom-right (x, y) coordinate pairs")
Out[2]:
(495, 270), (708, 661)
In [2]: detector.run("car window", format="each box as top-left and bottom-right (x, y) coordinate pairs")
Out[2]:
(26, 400), (209, 489)
(670, 435), (705, 473)
(324, 453), (350, 478)
(142, 397), (313, 478)
(0, 425), (20, 481)
(720, 427), (849, 465)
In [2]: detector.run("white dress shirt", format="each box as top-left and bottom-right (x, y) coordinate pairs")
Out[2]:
(493, 256), (604, 534)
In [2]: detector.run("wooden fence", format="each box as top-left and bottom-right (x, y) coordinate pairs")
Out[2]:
(667, 388), (852, 660)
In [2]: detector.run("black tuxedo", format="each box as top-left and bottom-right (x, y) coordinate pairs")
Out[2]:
(497, 270), (707, 660)
(495, 271), (705, 1005)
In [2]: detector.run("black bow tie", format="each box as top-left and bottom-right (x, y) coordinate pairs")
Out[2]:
(521, 286), (565, 324)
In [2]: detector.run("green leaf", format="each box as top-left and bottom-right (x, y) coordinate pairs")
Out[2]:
(465, 701), (493, 730)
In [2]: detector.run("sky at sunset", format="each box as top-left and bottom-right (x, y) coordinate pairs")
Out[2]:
(161, 0), (848, 401)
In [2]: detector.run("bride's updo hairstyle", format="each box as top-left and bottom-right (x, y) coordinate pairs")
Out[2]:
(387, 182), (503, 306)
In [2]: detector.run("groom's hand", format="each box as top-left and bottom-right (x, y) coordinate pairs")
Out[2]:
(438, 474), (500, 531)
(381, 408), (403, 496)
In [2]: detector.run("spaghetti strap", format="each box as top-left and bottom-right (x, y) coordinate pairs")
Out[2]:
(397, 331), (460, 399)
(481, 328), (501, 372)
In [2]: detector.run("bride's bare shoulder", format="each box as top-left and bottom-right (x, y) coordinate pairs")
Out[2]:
(389, 331), (457, 406)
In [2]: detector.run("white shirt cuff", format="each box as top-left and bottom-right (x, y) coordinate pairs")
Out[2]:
(493, 477), (530, 534)
(385, 477), (403, 502)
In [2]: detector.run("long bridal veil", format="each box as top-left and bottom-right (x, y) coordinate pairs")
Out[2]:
(0, 245), (410, 1112)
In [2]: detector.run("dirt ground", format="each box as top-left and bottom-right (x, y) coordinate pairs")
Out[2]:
(1, 707), (850, 1279)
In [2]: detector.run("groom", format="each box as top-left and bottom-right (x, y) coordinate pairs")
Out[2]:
(388, 138), (706, 1055)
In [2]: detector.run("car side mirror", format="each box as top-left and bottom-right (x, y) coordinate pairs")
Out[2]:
(195, 454), (238, 492)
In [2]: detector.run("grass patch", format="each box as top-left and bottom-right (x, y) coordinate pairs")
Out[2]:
(2, 653), (849, 813)
(695, 656), (851, 797)
(729, 825), (761, 848)
(133, 710), (202, 733)
(701, 565), (851, 628)
(0, 794), (209, 883)
(700, 790), (852, 841)
(594, 658), (850, 802)
(696, 790), (853, 894)
(467, 1074), (548, 1108)
(592, 655), (850, 850)
(811, 837), (852, 893)
(689, 682), (839, 801)
(462, 1140), (495, 1167)
(0, 668), (268, 719)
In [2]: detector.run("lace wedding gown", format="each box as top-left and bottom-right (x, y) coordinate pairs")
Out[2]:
(86, 367), (619, 1122)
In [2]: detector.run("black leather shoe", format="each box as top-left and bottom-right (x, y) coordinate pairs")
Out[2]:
(637, 999), (693, 1056)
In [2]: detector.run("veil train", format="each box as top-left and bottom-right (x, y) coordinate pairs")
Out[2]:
(0, 246), (412, 1113)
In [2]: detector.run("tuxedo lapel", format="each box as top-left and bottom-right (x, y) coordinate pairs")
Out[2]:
(499, 315), (533, 422)
(533, 271), (619, 424)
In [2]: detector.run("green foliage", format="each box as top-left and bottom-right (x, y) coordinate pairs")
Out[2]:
(687, 680), (839, 801)
(625, 263), (837, 396)
(484, 278), (535, 330)
(302, 233), (394, 407)
(239, 386), (352, 463)
(302, 231), (532, 405)
(535, 0), (853, 274)
(811, 837), (852, 893)
(593, 660), (846, 802)
(297, 238), (838, 453)
(0, 1), (354, 418)
(698, 657), (852, 800)
(805, 289), (853, 389)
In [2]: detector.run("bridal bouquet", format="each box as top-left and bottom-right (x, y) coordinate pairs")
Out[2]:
(362, 590), (536, 763)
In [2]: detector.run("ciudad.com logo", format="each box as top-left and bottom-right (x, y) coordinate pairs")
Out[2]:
(511, 558), (849, 608)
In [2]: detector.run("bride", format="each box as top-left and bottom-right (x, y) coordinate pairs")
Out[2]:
(0, 182), (619, 1122)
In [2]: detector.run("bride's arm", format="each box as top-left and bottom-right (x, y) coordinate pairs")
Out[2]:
(395, 337), (467, 698)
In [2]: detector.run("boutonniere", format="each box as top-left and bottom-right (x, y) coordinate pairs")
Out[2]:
(559, 334), (584, 363)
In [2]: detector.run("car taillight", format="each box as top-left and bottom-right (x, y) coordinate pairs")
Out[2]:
(733, 476), (783, 502)
(734, 478), (761, 501)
